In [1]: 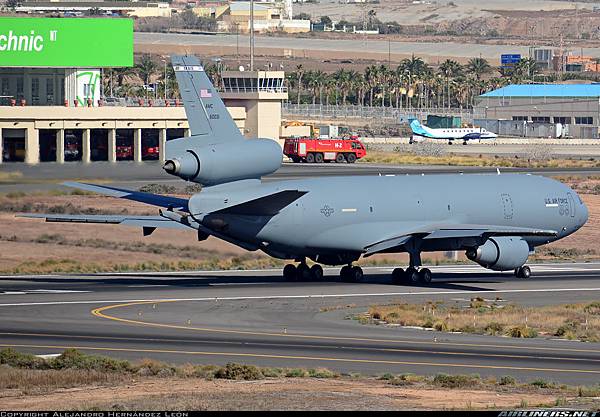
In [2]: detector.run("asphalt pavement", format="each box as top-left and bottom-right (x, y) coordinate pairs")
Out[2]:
(1, 263), (599, 384)
(2, 161), (600, 194)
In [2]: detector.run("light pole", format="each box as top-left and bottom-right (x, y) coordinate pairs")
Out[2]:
(162, 59), (167, 101)
(250, 0), (254, 71)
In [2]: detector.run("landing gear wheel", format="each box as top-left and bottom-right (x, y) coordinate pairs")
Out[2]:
(462, 141), (468, 145)
(346, 153), (357, 164)
(392, 268), (405, 284)
(310, 264), (324, 280)
(448, 141), (453, 145)
(283, 264), (297, 281)
(515, 266), (531, 279)
(406, 267), (420, 285)
(315, 153), (324, 163)
(335, 153), (346, 163)
(305, 153), (315, 163)
(418, 267), (432, 284)
(351, 266), (363, 281)
(340, 265), (352, 282)
(296, 263), (311, 281)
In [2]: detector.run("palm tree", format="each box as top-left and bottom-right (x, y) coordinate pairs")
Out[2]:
(295, 64), (305, 105)
(439, 59), (463, 108)
(466, 57), (492, 81)
(364, 65), (378, 107)
(135, 54), (158, 99)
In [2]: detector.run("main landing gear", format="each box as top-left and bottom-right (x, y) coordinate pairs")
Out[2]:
(283, 262), (324, 281)
(391, 267), (432, 285)
(514, 265), (531, 279)
(340, 264), (363, 282)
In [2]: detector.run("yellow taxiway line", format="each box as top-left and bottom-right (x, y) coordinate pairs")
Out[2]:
(91, 300), (600, 356)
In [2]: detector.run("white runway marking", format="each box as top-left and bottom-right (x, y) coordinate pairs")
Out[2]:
(0, 289), (90, 295)
(1, 287), (600, 308)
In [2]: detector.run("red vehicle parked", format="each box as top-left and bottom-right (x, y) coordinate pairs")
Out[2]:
(283, 137), (367, 163)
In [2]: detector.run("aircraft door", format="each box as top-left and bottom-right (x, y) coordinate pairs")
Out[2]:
(567, 193), (576, 218)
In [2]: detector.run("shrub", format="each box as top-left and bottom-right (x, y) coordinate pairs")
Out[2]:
(530, 378), (555, 389)
(0, 348), (47, 369)
(379, 372), (395, 380)
(434, 320), (448, 331)
(485, 322), (504, 335)
(498, 375), (516, 385)
(506, 326), (538, 338)
(261, 367), (284, 378)
(433, 373), (480, 388)
(214, 363), (263, 380)
(308, 368), (338, 378)
(285, 368), (308, 378)
(50, 349), (132, 372)
(583, 301), (600, 315)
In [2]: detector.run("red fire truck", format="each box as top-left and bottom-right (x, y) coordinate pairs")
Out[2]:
(283, 137), (367, 163)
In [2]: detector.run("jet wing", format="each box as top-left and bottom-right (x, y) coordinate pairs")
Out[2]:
(363, 224), (558, 256)
(63, 182), (189, 212)
(17, 214), (190, 236)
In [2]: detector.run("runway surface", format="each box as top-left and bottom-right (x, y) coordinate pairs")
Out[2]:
(1, 263), (599, 384)
(2, 161), (600, 193)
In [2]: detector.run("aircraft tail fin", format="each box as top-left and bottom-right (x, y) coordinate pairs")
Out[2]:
(409, 119), (428, 136)
(171, 55), (243, 142)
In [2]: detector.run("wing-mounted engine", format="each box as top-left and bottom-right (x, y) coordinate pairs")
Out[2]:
(466, 236), (530, 271)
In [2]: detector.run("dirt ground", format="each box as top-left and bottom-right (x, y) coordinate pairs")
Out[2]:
(0, 376), (573, 411)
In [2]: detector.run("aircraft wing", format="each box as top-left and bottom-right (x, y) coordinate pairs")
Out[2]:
(363, 224), (558, 256)
(63, 182), (189, 212)
(17, 213), (190, 236)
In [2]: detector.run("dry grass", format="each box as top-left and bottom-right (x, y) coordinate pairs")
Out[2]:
(1, 257), (286, 275)
(362, 150), (600, 168)
(0, 368), (131, 395)
(364, 300), (600, 342)
(2, 348), (599, 410)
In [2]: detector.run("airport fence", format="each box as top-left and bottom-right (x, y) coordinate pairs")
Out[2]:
(282, 103), (480, 124)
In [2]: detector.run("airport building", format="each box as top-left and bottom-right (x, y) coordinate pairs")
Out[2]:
(474, 84), (600, 138)
(0, 16), (287, 164)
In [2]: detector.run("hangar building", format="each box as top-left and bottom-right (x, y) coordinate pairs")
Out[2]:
(474, 84), (600, 138)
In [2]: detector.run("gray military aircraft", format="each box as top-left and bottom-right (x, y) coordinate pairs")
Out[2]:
(21, 55), (589, 284)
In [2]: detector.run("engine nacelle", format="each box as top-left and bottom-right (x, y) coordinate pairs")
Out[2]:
(163, 138), (282, 186)
(465, 237), (530, 271)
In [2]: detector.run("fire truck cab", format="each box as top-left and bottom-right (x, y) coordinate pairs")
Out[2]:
(283, 137), (367, 163)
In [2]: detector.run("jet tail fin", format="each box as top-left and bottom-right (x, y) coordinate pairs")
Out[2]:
(409, 118), (430, 137)
(171, 55), (243, 142)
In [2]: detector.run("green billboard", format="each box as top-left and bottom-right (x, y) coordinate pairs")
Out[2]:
(0, 17), (133, 67)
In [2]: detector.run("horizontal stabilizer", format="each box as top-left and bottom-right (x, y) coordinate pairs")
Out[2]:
(212, 190), (308, 216)
(63, 182), (189, 212)
(17, 214), (190, 230)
